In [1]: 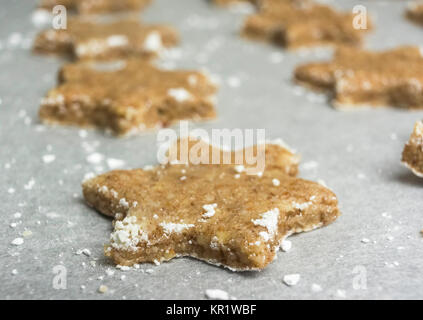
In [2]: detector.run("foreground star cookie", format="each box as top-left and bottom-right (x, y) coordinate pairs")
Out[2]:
(402, 121), (423, 177)
(33, 18), (178, 60)
(407, 2), (423, 25)
(39, 59), (217, 136)
(39, 0), (152, 14)
(242, 0), (370, 48)
(295, 46), (423, 109)
(82, 139), (340, 271)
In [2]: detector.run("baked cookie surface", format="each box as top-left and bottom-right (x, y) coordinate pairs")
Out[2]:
(242, 0), (370, 48)
(33, 18), (178, 60)
(295, 46), (423, 109)
(39, 59), (217, 136)
(82, 139), (340, 271)
(402, 121), (423, 178)
(39, 0), (152, 14)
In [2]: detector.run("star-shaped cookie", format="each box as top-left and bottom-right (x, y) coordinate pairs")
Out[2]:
(295, 46), (423, 109)
(242, 0), (371, 48)
(82, 138), (340, 271)
(33, 18), (179, 60)
(39, 0), (152, 14)
(402, 120), (423, 177)
(39, 58), (217, 136)
(407, 3), (423, 25)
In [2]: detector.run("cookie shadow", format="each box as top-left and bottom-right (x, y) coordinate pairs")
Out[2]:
(76, 197), (113, 222)
(394, 171), (423, 187)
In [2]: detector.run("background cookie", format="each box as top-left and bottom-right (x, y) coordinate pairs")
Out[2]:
(40, 58), (217, 136)
(402, 120), (423, 177)
(33, 18), (179, 60)
(295, 46), (423, 109)
(242, 0), (371, 48)
(407, 2), (423, 25)
(39, 0), (152, 15)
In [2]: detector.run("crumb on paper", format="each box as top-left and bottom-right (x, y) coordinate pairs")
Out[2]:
(22, 229), (32, 237)
(205, 289), (230, 300)
(98, 285), (108, 293)
(336, 289), (346, 298)
(311, 283), (322, 292)
(281, 239), (292, 252)
(42, 154), (56, 164)
(11, 238), (24, 246)
(283, 274), (300, 286)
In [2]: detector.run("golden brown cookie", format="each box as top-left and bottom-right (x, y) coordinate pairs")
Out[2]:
(39, 0), (152, 14)
(33, 18), (179, 60)
(242, 0), (371, 48)
(407, 2), (423, 25)
(39, 59), (217, 136)
(295, 46), (423, 109)
(402, 120), (423, 177)
(213, 0), (256, 6)
(82, 138), (340, 271)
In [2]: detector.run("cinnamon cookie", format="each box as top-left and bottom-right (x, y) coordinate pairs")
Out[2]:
(402, 121), (423, 177)
(242, 0), (371, 48)
(33, 18), (179, 60)
(39, 59), (217, 136)
(82, 138), (340, 271)
(39, 0), (152, 14)
(295, 46), (423, 109)
(407, 2), (423, 25)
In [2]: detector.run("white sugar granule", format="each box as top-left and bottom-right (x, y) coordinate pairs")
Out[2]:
(283, 274), (300, 286)
(42, 154), (55, 164)
(205, 289), (230, 300)
(11, 238), (24, 246)
(272, 178), (280, 186)
(31, 9), (51, 27)
(87, 153), (104, 164)
(311, 283), (322, 292)
(292, 201), (312, 211)
(143, 31), (163, 52)
(252, 208), (279, 242)
(98, 285), (108, 293)
(107, 158), (125, 169)
(168, 88), (192, 102)
(281, 239), (292, 252)
(227, 76), (241, 88)
(234, 165), (245, 173)
(119, 198), (129, 208)
(107, 35), (128, 47)
(160, 222), (194, 234)
(110, 216), (147, 251)
(202, 203), (217, 218)
(24, 178), (35, 190)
